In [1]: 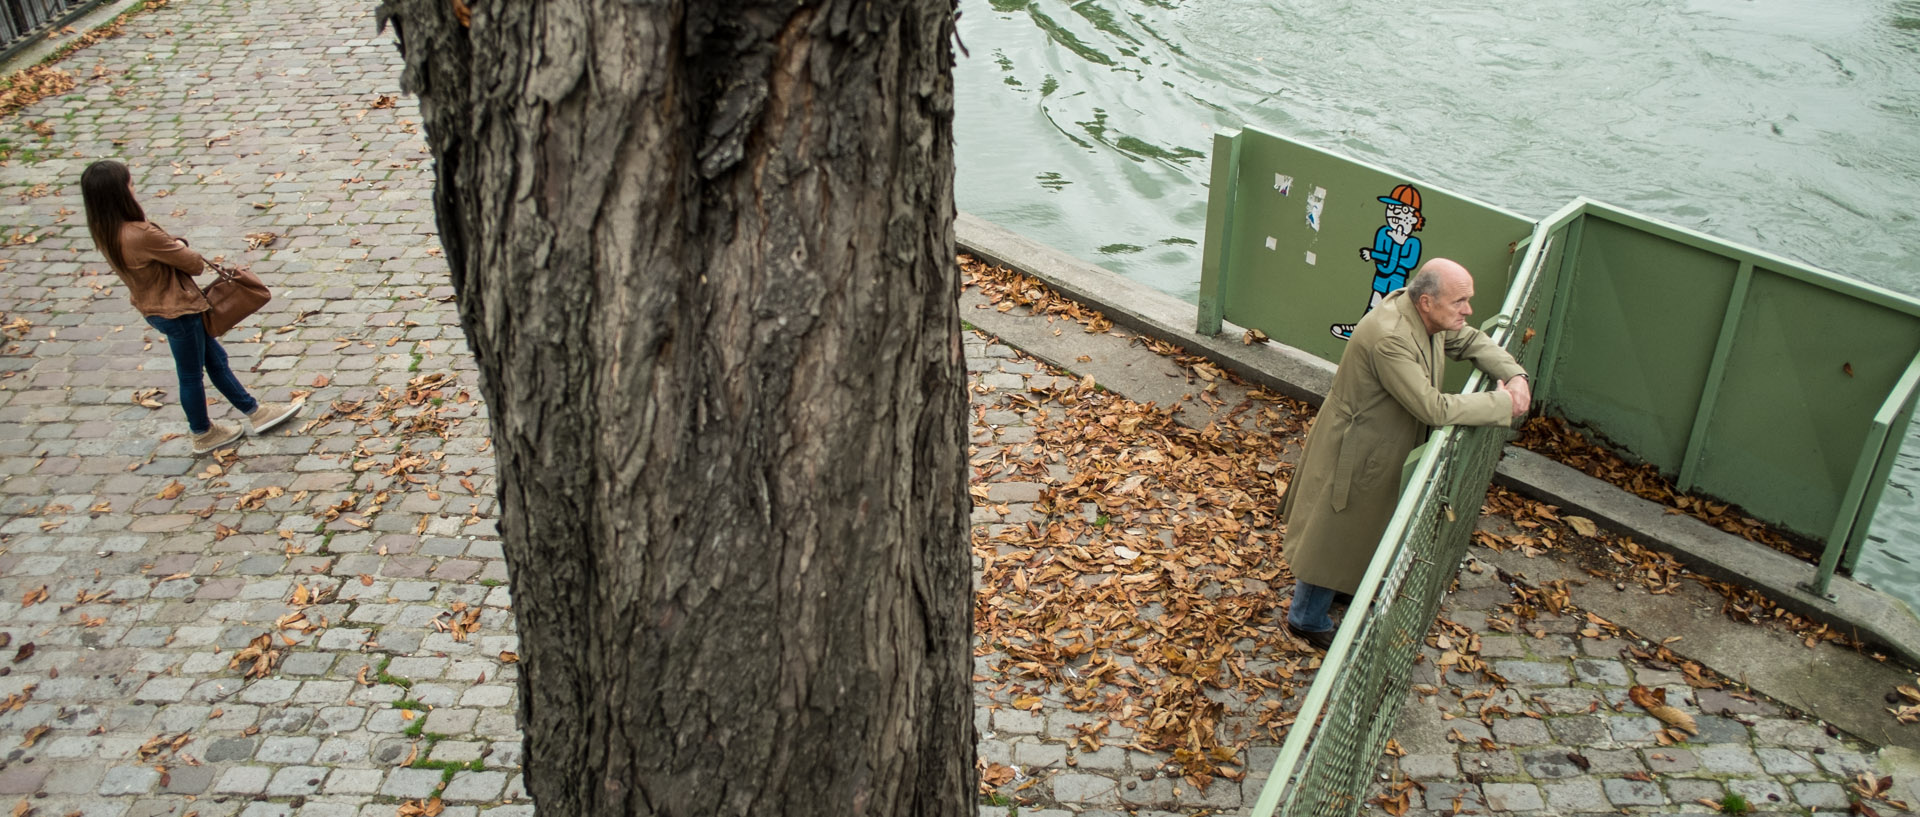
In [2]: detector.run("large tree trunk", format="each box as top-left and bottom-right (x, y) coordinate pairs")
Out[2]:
(375, 2), (974, 814)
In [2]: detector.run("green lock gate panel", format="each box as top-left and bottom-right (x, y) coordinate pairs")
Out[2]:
(1197, 126), (1535, 392)
(1534, 200), (1920, 589)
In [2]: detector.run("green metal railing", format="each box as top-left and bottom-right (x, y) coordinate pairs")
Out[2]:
(0, 0), (107, 62)
(1245, 189), (1920, 815)
(1816, 352), (1920, 594)
(1250, 219), (1564, 817)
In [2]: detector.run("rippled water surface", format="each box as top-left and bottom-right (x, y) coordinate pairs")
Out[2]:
(954, 0), (1920, 608)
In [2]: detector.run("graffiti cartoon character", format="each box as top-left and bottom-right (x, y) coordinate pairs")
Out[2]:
(1330, 184), (1425, 340)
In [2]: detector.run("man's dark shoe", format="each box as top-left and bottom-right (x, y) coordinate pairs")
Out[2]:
(1287, 622), (1336, 651)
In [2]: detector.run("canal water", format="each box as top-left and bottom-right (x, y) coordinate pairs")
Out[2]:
(953, 0), (1920, 609)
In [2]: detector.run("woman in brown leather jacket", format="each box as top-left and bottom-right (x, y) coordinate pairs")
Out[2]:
(81, 159), (300, 454)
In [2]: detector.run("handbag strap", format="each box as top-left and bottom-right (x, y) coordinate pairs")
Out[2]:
(200, 258), (238, 312)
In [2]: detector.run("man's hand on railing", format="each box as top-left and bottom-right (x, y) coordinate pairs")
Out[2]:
(1498, 375), (1532, 418)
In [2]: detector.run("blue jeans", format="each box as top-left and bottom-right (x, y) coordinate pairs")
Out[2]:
(1288, 580), (1337, 633)
(145, 313), (256, 433)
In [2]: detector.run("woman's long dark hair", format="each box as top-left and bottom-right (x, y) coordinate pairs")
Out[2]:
(81, 160), (145, 272)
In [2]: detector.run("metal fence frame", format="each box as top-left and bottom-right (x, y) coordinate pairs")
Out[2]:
(0, 0), (109, 64)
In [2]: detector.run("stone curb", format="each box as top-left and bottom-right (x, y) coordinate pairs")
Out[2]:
(1498, 448), (1920, 669)
(956, 212), (1336, 408)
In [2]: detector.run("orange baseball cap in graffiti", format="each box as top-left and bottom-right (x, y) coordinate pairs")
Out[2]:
(1376, 184), (1423, 209)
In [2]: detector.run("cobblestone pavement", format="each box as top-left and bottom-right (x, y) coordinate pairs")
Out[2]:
(0, 1), (514, 816)
(0, 2), (1911, 817)
(1369, 562), (1885, 817)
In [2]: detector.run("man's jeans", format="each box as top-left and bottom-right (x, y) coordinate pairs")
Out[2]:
(145, 313), (257, 434)
(1287, 580), (1337, 633)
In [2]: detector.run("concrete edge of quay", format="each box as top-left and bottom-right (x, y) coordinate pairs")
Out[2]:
(956, 211), (1338, 408)
(953, 210), (1920, 735)
(1496, 448), (1920, 670)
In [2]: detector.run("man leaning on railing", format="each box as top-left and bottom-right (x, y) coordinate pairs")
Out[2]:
(1280, 258), (1530, 650)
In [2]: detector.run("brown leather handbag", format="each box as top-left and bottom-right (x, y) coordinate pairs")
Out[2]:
(199, 259), (270, 337)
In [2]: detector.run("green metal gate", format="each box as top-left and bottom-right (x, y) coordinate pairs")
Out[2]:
(1531, 200), (1920, 593)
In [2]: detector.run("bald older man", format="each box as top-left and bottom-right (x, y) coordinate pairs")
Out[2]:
(1280, 259), (1530, 650)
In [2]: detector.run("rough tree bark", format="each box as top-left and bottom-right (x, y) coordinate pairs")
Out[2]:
(374, 1), (974, 814)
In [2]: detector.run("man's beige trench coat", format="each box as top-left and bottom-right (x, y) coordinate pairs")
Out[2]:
(1281, 290), (1525, 594)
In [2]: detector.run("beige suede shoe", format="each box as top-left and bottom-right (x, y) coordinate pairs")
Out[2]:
(247, 401), (304, 436)
(191, 422), (243, 455)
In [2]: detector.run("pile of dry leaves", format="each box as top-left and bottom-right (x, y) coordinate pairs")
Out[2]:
(970, 355), (1316, 787)
(1478, 486), (1864, 654)
(1515, 416), (1809, 559)
(964, 256), (1332, 787)
(961, 255), (1114, 335)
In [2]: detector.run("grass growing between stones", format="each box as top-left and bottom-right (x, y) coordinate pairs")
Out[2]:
(411, 755), (485, 782)
(374, 655), (413, 688)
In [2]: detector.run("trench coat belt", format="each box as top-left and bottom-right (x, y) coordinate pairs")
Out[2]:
(1330, 424), (1354, 512)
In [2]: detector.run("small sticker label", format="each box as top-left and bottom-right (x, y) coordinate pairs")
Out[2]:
(1265, 236), (1278, 250)
(1275, 174), (1293, 196)
(1305, 251), (1317, 265)
(1306, 186), (1327, 232)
